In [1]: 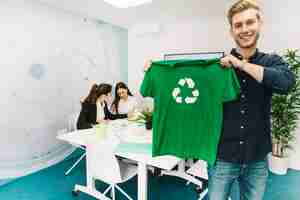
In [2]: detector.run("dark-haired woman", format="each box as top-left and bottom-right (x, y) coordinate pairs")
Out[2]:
(76, 83), (128, 129)
(111, 82), (139, 115)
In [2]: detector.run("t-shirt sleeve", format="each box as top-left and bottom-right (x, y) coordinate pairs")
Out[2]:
(222, 68), (241, 102)
(140, 67), (154, 97)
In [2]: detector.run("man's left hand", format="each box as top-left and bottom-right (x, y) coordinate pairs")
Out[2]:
(221, 54), (244, 70)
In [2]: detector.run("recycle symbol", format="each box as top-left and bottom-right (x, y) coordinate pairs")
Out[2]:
(172, 77), (199, 104)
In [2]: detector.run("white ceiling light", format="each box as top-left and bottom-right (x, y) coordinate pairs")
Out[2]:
(103, 0), (152, 8)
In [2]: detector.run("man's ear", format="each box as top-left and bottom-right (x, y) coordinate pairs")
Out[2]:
(258, 18), (263, 26)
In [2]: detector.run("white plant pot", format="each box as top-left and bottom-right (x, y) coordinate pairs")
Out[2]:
(268, 153), (288, 175)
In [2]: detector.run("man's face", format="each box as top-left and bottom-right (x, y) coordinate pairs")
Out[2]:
(230, 8), (261, 49)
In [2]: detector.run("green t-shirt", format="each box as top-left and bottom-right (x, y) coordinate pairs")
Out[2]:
(140, 59), (240, 166)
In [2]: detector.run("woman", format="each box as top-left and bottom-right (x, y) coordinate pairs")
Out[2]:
(76, 83), (128, 130)
(111, 82), (139, 115)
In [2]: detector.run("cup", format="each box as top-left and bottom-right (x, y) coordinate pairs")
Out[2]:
(94, 123), (108, 140)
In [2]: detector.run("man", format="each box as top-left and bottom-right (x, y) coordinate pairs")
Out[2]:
(143, 0), (295, 199)
(209, 0), (295, 199)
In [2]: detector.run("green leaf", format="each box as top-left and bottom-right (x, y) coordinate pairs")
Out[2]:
(271, 49), (300, 155)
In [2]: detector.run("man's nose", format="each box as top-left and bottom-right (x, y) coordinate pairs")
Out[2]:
(241, 23), (250, 33)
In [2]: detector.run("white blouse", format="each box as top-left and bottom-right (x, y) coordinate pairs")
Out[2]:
(117, 96), (139, 114)
(96, 101), (105, 121)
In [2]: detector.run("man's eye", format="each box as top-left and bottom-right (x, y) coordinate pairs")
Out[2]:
(234, 23), (242, 29)
(246, 20), (255, 26)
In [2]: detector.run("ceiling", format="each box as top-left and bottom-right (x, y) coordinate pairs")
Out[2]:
(36, 0), (229, 28)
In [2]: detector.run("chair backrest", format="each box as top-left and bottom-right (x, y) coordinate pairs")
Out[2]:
(68, 112), (79, 132)
(57, 128), (68, 136)
(186, 160), (208, 180)
(86, 138), (122, 184)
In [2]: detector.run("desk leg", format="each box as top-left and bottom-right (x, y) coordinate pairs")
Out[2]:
(73, 152), (111, 200)
(138, 162), (148, 200)
(86, 173), (96, 189)
(86, 156), (96, 189)
(74, 153), (95, 191)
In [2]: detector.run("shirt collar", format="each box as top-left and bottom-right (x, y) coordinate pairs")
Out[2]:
(230, 48), (259, 61)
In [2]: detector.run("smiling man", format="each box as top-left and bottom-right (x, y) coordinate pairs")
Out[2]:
(208, 0), (295, 199)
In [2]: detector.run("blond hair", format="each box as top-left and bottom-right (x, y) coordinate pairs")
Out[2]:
(227, 0), (261, 26)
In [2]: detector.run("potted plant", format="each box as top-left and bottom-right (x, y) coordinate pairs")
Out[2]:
(141, 109), (153, 130)
(269, 49), (300, 175)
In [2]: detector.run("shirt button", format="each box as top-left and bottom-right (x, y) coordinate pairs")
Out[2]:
(241, 110), (245, 114)
(239, 141), (244, 144)
(241, 125), (244, 129)
(242, 79), (246, 83)
(241, 94), (245, 98)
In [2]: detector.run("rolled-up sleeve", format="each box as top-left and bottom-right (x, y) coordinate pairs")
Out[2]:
(262, 54), (295, 94)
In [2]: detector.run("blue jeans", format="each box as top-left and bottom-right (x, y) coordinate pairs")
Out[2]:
(207, 158), (268, 200)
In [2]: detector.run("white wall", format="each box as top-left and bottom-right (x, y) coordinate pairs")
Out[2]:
(128, 17), (230, 93)
(128, 0), (300, 169)
(0, 0), (127, 179)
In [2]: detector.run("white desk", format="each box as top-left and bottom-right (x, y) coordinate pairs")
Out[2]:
(57, 120), (181, 200)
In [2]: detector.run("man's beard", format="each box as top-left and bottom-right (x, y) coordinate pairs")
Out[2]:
(235, 32), (260, 49)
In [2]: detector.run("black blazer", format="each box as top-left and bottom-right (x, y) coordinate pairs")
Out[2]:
(76, 101), (127, 130)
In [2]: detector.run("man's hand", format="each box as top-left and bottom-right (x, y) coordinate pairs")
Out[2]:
(143, 55), (162, 72)
(143, 59), (152, 72)
(220, 54), (245, 70)
(221, 54), (264, 82)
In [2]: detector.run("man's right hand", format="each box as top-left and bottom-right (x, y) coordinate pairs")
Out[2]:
(143, 60), (152, 72)
(144, 55), (162, 72)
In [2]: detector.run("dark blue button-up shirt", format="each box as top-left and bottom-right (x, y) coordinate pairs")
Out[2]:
(217, 49), (295, 164)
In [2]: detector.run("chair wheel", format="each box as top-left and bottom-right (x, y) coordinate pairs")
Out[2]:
(72, 190), (79, 196)
(195, 186), (204, 194)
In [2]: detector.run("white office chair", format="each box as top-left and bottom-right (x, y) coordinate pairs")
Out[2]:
(73, 138), (137, 200)
(64, 112), (86, 176)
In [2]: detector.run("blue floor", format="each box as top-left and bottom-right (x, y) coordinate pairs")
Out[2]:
(0, 151), (299, 200)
